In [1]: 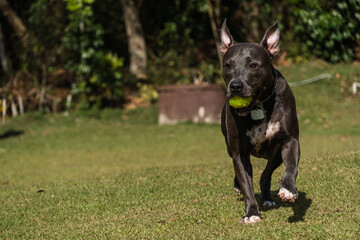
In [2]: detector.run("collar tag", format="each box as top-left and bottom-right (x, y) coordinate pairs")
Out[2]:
(251, 109), (265, 120)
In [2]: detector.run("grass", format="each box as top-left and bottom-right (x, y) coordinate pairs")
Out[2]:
(0, 60), (360, 238)
(1, 152), (359, 239)
(278, 60), (360, 135)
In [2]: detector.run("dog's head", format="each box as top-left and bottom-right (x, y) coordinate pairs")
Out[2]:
(220, 20), (280, 113)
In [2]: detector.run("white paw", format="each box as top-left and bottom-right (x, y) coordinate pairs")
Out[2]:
(262, 201), (276, 207)
(278, 188), (297, 203)
(240, 215), (261, 224)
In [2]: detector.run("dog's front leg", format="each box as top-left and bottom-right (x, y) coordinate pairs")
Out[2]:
(223, 105), (260, 223)
(232, 153), (261, 223)
(278, 137), (300, 203)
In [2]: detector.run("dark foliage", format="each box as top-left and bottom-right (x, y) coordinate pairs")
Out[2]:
(0, 0), (358, 110)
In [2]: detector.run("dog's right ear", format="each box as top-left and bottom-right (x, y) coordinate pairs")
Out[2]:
(220, 19), (234, 55)
(260, 21), (280, 57)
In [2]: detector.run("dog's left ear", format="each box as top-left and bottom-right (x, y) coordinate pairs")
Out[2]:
(220, 19), (235, 55)
(260, 21), (280, 57)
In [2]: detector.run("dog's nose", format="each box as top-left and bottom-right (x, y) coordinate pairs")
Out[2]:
(230, 81), (243, 94)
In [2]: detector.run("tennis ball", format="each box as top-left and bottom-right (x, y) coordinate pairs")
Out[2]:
(229, 96), (253, 109)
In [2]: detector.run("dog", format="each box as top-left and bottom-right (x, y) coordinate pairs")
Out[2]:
(220, 20), (300, 223)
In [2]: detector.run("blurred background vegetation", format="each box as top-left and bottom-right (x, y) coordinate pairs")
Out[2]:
(0, 2), (360, 237)
(0, 0), (359, 113)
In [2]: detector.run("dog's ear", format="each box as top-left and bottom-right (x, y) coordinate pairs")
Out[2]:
(220, 19), (234, 55)
(260, 21), (280, 57)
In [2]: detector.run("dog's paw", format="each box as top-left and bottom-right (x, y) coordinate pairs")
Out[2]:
(240, 215), (261, 224)
(262, 201), (276, 207)
(278, 188), (297, 203)
(233, 187), (241, 196)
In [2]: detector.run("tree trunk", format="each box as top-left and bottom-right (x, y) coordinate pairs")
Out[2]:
(17, 95), (24, 115)
(120, 0), (147, 79)
(0, 0), (29, 47)
(206, 0), (222, 65)
(10, 98), (17, 117)
(2, 98), (6, 123)
(214, 0), (221, 28)
(39, 64), (47, 111)
(0, 21), (12, 78)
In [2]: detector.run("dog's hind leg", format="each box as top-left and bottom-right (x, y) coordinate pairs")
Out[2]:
(260, 150), (283, 207)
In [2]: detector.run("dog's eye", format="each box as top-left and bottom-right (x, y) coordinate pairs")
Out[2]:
(224, 63), (231, 70)
(249, 63), (258, 69)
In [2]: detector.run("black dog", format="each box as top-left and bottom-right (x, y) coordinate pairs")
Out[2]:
(220, 20), (300, 223)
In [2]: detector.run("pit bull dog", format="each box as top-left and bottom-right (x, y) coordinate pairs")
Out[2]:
(220, 20), (300, 223)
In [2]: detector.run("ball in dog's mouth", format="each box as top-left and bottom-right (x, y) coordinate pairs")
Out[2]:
(229, 96), (253, 109)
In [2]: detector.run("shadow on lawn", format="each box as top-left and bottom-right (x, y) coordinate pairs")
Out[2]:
(256, 191), (312, 223)
(0, 129), (25, 140)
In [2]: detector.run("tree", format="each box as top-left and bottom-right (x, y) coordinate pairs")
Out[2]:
(0, 21), (12, 78)
(206, 0), (222, 64)
(120, 0), (147, 80)
(0, 0), (29, 47)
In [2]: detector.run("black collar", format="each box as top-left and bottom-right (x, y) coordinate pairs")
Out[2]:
(258, 67), (277, 106)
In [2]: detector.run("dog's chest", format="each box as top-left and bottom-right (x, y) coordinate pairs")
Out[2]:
(246, 120), (280, 153)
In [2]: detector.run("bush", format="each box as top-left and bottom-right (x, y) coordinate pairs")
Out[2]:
(294, 0), (360, 62)
(63, 0), (125, 107)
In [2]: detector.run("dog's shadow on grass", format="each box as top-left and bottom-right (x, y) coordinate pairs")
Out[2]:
(255, 191), (312, 223)
(0, 129), (25, 140)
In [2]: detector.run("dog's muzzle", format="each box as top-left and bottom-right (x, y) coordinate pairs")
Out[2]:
(229, 81), (243, 95)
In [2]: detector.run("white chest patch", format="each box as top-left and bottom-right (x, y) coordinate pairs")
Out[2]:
(246, 121), (281, 151)
(266, 122), (280, 139)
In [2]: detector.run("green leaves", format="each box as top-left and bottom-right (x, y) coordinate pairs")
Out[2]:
(294, 0), (359, 62)
(66, 0), (95, 12)
(62, 0), (124, 107)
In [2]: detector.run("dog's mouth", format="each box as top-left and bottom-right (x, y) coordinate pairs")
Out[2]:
(227, 89), (260, 116)
(227, 96), (257, 116)
(233, 101), (255, 115)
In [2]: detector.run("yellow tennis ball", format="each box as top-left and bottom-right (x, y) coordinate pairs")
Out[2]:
(229, 96), (253, 109)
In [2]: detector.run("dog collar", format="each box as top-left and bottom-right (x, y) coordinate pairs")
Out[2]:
(250, 67), (277, 120)
(257, 67), (278, 105)
(264, 67), (278, 102)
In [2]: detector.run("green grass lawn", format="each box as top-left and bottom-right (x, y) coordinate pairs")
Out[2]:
(0, 61), (360, 238)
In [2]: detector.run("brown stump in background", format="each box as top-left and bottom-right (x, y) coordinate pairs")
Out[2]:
(157, 84), (226, 125)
